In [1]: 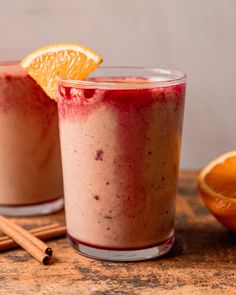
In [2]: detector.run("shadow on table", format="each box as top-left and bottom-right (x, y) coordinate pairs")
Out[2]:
(165, 224), (236, 265)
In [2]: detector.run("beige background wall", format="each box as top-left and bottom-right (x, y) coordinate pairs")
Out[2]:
(1, 0), (236, 169)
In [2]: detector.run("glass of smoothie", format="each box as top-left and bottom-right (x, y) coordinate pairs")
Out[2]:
(0, 56), (63, 216)
(57, 67), (186, 261)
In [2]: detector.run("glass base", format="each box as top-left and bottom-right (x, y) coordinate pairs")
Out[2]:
(0, 197), (64, 217)
(68, 233), (175, 262)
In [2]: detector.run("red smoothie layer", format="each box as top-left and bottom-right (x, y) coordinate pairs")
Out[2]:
(58, 79), (185, 118)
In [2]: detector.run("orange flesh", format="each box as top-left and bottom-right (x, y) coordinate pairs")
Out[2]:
(20, 44), (103, 99)
(205, 156), (236, 199)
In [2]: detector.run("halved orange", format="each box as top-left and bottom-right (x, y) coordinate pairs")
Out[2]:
(198, 151), (236, 231)
(20, 43), (103, 99)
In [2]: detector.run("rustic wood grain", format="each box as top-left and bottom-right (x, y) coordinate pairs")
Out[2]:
(0, 171), (235, 295)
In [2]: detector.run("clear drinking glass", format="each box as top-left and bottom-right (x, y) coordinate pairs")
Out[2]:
(57, 67), (186, 261)
(0, 50), (63, 216)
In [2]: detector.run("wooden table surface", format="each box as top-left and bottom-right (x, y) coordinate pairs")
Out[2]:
(0, 171), (235, 295)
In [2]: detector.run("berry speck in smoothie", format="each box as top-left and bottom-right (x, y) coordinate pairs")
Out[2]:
(94, 195), (100, 200)
(95, 149), (104, 161)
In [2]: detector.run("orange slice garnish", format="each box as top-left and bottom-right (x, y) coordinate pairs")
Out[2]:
(20, 43), (103, 99)
(198, 151), (236, 231)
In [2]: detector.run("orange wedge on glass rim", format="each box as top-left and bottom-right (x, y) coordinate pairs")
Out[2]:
(20, 43), (103, 99)
(198, 151), (236, 231)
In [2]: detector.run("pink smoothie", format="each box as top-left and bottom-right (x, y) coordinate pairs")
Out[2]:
(58, 77), (185, 250)
(0, 63), (63, 206)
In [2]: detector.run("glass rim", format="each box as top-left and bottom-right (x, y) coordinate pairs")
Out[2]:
(57, 66), (187, 89)
(0, 62), (23, 72)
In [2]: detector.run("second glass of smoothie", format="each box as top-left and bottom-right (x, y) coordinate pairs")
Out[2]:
(57, 67), (186, 261)
(0, 62), (63, 216)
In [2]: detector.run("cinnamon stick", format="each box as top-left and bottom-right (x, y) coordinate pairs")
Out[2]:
(0, 216), (51, 264)
(0, 225), (66, 252)
(0, 223), (60, 242)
